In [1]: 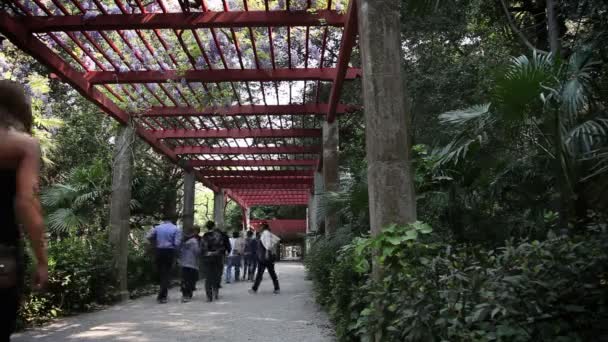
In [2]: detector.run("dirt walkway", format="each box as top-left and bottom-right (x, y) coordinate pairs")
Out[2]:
(13, 262), (333, 342)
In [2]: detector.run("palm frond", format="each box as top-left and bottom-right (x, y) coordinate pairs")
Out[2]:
(438, 103), (492, 126)
(583, 148), (608, 181)
(496, 52), (558, 121)
(40, 184), (78, 208)
(566, 118), (608, 153)
(436, 134), (488, 165)
(46, 208), (88, 234)
(561, 50), (598, 121)
(73, 190), (103, 207)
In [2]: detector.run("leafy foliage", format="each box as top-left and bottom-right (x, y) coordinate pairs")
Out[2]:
(308, 221), (608, 341)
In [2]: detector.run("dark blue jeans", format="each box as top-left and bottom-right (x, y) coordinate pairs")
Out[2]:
(225, 255), (242, 283)
(244, 254), (257, 280)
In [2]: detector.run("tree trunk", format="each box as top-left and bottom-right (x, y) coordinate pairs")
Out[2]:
(322, 120), (339, 236)
(546, 0), (561, 57)
(213, 189), (225, 229)
(182, 171), (195, 236)
(357, 0), (417, 236)
(109, 124), (134, 302)
(357, 1), (417, 340)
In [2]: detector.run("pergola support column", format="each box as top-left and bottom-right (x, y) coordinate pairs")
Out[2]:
(322, 120), (339, 236)
(214, 189), (226, 229)
(182, 171), (196, 236)
(108, 124), (134, 302)
(243, 207), (251, 230)
(312, 170), (324, 233)
(357, 0), (417, 234)
(357, 3), (417, 340)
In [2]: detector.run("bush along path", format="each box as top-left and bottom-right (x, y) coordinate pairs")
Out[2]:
(13, 263), (333, 342)
(306, 222), (608, 342)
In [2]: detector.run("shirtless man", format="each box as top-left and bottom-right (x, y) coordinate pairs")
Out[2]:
(0, 80), (48, 341)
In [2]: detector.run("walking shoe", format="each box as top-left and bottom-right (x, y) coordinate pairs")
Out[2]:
(273, 289), (280, 295)
(181, 297), (191, 303)
(213, 288), (219, 300)
(248, 288), (257, 294)
(158, 298), (168, 304)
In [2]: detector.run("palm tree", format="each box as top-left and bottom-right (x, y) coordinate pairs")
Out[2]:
(437, 50), (608, 226)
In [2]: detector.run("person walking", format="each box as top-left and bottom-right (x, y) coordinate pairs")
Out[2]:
(201, 221), (231, 302)
(243, 230), (257, 281)
(250, 224), (280, 295)
(0, 80), (48, 342)
(179, 225), (201, 303)
(146, 217), (181, 304)
(225, 231), (245, 283)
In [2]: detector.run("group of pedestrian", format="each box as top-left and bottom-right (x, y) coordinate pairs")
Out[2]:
(146, 219), (281, 304)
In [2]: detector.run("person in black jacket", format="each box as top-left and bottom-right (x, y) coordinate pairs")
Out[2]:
(201, 221), (231, 302)
(243, 230), (257, 281)
(249, 224), (280, 294)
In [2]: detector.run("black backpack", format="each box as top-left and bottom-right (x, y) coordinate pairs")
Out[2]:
(203, 230), (225, 253)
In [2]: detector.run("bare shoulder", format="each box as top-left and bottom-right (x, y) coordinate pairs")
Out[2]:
(0, 129), (39, 150)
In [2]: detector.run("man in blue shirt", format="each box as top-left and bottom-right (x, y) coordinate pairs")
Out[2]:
(147, 217), (181, 303)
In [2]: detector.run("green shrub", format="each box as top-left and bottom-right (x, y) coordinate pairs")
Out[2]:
(304, 227), (354, 307)
(18, 231), (156, 328)
(311, 222), (608, 342)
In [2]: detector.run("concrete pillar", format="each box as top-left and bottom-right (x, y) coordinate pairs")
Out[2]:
(182, 171), (195, 236)
(357, 0), (417, 238)
(109, 124), (134, 302)
(312, 170), (324, 233)
(244, 207), (251, 230)
(213, 189), (225, 229)
(322, 120), (339, 236)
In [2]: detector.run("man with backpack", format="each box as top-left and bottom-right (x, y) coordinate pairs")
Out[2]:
(201, 221), (231, 302)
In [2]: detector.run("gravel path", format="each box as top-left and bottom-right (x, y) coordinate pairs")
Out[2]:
(13, 262), (334, 342)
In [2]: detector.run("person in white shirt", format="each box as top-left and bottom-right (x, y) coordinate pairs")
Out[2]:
(225, 231), (245, 283)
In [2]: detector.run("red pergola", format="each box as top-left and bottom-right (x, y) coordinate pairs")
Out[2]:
(0, 0), (358, 210)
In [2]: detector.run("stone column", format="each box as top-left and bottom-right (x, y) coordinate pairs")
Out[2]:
(109, 124), (134, 302)
(244, 207), (251, 230)
(322, 120), (339, 236)
(312, 170), (324, 233)
(358, 5), (417, 340)
(357, 0), (417, 237)
(182, 171), (195, 236)
(213, 189), (225, 229)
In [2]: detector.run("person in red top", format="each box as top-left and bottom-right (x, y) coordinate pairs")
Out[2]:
(0, 80), (48, 341)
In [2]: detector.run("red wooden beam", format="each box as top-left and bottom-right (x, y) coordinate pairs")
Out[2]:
(149, 128), (321, 139)
(141, 104), (358, 117)
(327, 0), (358, 123)
(24, 10), (345, 32)
(0, 15), (176, 163)
(242, 199), (309, 202)
(187, 159), (318, 167)
(200, 170), (313, 177)
(0, 14), (222, 193)
(232, 189), (310, 194)
(85, 68), (361, 84)
(248, 201), (308, 205)
(211, 178), (313, 185)
(217, 184), (311, 189)
(178, 146), (320, 155)
(223, 189), (248, 209)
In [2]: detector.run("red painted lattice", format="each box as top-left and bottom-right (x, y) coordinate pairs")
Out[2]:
(0, 0), (358, 208)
